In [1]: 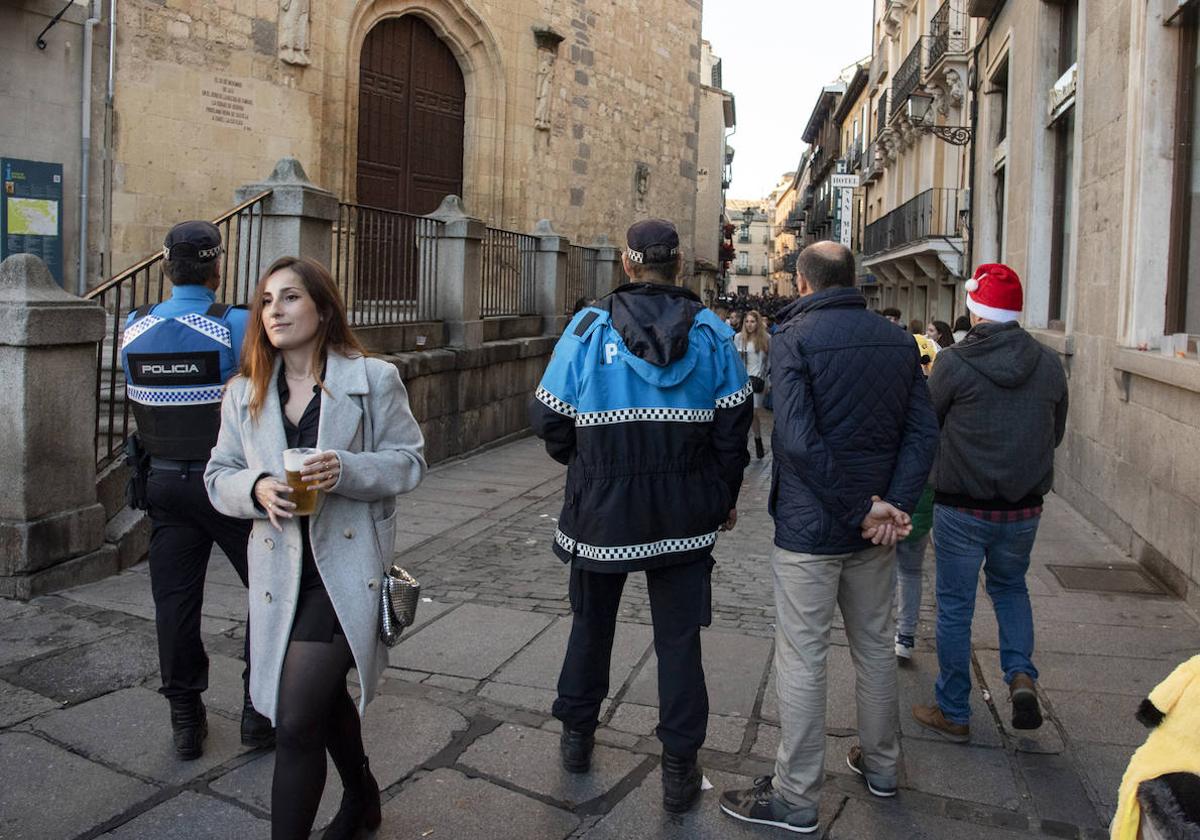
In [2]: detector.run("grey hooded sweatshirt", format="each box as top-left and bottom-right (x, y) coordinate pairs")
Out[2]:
(928, 321), (1069, 509)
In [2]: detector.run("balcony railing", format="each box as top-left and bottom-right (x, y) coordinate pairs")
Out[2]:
(875, 90), (889, 135)
(890, 40), (923, 121)
(808, 192), (833, 234)
(785, 209), (804, 230)
(862, 141), (883, 183)
(847, 139), (863, 171)
(928, 0), (968, 70)
(735, 266), (751, 276)
(862, 188), (960, 256)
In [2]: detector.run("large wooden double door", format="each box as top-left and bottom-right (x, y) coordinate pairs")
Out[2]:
(355, 16), (464, 300)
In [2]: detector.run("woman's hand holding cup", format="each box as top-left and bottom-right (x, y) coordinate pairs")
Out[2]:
(253, 476), (295, 532)
(300, 450), (341, 493)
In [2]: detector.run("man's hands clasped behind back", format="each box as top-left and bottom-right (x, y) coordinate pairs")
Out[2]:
(860, 496), (912, 546)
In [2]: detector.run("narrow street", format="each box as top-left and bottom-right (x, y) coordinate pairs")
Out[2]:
(2, 433), (1197, 839)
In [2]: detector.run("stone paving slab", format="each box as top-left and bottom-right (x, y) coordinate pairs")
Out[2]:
(101, 791), (270, 839)
(1025, 650), (1175, 698)
(749, 725), (859, 778)
(896, 649), (1004, 748)
(0, 609), (121, 668)
(31, 686), (251, 784)
(828, 798), (1034, 840)
(378, 768), (579, 840)
(492, 616), (653, 694)
(900, 737), (1020, 810)
(579, 768), (845, 840)
(623, 629), (771, 718)
(1016, 752), (1105, 830)
(7, 630), (159, 705)
(760, 644), (863, 734)
(1041, 688), (1147, 747)
(973, 617), (1200, 659)
(390, 603), (554, 679)
(210, 694), (467, 831)
(204, 653), (249, 719)
(1073, 741), (1135, 815)
(56, 572), (241, 636)
(974, 649), (1065, 754)
(477, 680), (561, 714)
(604, 702), (748, 754)
(0, 731), (158, 840)
(0, 678), (58, 727)
(457, 723), (645, 807)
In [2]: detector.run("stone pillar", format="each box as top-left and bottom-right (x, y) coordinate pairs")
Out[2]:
(593, 235), (624, 295)
(0, 255), (113, 599)
(428, 195), (485, 348)
(234, 157), (338, 273)
(533, 219), (569, 336)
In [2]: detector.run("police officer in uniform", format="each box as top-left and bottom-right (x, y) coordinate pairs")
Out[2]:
(121, 221), (273, 759)
(530, 219), (753, 813)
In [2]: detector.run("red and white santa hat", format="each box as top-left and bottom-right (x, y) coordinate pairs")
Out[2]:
(964, 263), (1023, 322)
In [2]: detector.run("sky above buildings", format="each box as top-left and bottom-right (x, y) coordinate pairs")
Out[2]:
(702, 0), (875, 202)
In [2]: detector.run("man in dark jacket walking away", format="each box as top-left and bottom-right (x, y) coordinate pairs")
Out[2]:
(912, 264), (1068, 744)
(530, 219), (753, 814)
(720, 242), (938, 835)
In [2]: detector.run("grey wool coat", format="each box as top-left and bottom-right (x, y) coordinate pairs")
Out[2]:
(204, 351), (426, 723)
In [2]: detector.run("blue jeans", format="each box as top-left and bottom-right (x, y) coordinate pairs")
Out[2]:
(933, 505), (1040, 725)
(894, 533), (929, 638)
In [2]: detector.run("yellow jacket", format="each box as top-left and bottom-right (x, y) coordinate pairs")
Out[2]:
(1111, 655), (1200, 839)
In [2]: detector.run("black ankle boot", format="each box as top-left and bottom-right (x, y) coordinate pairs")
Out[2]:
(755, 437), (765, 459)
(322, 757), (382, 840)
(240, 685), (275, 749)
(661, 750), (702, 813)
(168, 696), (208, 761)
(560, 727), (595, 774)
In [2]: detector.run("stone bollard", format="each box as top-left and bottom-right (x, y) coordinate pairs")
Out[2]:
(533, 219), (569, 336)
(428, 195), (485, 348)
(234, 157), (339, 277)
(593, 235), (624, 295)
(0, 254), (114, 599)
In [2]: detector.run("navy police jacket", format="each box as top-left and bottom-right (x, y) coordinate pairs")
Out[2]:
(530, 283), (753, 574)
(769, 286), (938, 555)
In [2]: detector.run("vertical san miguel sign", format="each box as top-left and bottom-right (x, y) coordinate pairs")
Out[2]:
(2, 158), (65, 285)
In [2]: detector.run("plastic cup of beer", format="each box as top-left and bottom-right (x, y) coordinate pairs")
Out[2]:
(283, 448), (321, 516)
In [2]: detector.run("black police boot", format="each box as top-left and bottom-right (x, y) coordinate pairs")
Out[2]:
(661, 750), (703, 813)
(240, 684), (275, 749)
(322, 757), (382, 840)
(169, 695), (208, 761)
(560, 727), (595, 774)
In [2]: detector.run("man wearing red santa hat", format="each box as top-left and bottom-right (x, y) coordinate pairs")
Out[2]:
(911, 264), (1069, 744)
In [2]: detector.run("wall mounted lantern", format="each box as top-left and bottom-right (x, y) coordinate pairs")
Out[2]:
(906, 93), (974, 146)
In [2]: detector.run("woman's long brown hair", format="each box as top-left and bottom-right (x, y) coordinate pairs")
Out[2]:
(740, 309), (770, 355)
(240, 256), (367, 421)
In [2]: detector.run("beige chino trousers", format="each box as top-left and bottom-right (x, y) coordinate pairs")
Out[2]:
(771, 543), (900, 808)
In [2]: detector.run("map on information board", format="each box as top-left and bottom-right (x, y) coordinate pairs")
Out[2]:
(2, 158), (65, 285)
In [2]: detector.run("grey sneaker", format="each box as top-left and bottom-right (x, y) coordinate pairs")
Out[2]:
(846, 745), (898, 798)
(719, 775), (819, 834)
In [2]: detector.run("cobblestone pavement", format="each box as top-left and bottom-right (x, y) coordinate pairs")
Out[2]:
(3, 431), (1200, 839)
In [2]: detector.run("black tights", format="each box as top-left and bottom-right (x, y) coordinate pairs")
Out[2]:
(271, 635), (367, 840)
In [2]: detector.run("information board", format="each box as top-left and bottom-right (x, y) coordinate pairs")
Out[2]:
(2, 158), (64, 285)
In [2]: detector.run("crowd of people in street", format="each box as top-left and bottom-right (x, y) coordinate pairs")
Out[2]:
(120, 210), (1159, 839)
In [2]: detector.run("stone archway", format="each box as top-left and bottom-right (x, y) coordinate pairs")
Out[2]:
(344, 1), (508, 222)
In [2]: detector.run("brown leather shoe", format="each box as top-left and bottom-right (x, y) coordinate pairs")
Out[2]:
(1009, 673), (1043, 730)
(911, 704), (969, 743)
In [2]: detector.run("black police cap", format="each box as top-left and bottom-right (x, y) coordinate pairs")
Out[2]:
(163, 220), (222, 262)
(625, 218), (680, 264)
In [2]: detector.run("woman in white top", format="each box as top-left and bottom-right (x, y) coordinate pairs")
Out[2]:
(734, 309), (770, 459)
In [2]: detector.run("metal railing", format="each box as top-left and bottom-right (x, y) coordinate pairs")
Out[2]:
(862, 188), (960, 255)
(876, 90), (889, 135)
(890, 41), (923, 120)
(928, 0), (968, 70)
(331, 203), (442, 327)
(565, 244), (601, 313)
(84, 190), (272, 470)
(480, 227), (538, 317)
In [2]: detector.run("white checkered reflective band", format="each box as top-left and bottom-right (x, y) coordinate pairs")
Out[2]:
(575, 406), (715, 427)
(535, 386), (577, 417)
(175, 313), (232, 348)
(715, 380), (753, 409)
(555, 528), (719, 562)
(128, 384), (224, 406)
(120, 314), (164, 351)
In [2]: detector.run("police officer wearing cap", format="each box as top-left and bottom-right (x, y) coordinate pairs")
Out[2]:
(531, 219), (753, 813)
(120, 221), (273, 759)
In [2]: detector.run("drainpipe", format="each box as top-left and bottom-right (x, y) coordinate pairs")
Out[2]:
(78, 0), (101, 295)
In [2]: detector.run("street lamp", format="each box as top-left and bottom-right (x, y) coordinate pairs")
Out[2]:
(906, 92), (974, 146)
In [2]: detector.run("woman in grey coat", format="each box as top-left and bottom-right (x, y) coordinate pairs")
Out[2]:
(205, 256), (425, 840)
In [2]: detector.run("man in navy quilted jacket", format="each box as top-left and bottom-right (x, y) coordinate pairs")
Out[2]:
(721, 241), (938, 834)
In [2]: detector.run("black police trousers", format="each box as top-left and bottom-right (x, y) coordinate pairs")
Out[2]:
(146, 467), (252, 701)
(553, 557), (713, 759)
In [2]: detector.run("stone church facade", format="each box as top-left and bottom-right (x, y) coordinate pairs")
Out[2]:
(5, 0), (705, 285)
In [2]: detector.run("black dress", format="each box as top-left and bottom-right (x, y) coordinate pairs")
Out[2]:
(278, 367), (344, 643)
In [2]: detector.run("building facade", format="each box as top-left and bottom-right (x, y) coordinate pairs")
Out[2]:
(695, 40), (737, 299)
(3, 0), (707, 289)
(725, 199), (772, 296)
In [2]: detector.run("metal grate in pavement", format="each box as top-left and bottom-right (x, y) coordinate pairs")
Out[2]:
(1048, 563), (1169, 596)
